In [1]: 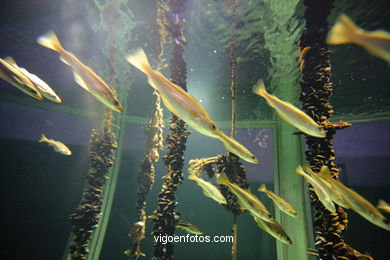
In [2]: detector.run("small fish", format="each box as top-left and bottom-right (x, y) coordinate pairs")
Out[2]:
(327, 14), (390, 64)
(295, 166), (336, 212)
(258, 184), (299, 218)
(39, 134), (72, 156)
(0, 58), (42, 100)
(318, 169), (390, 231)
(216, 172), (273, 222)
(188, 174), (227, 204)
(126, 49), (258, 164)
(37, 31), (123, 112)
(253, 80), (326, 138)
(176, 220), (203, 235)
(306, 248), (319, 256)
(377, 199), (390, 214)
(4, 57), (62, 103)
(253, 216), (292, 245)
(305, 166), (351, 209)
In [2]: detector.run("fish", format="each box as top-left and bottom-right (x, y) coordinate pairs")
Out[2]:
(188, 173), (227, 204)
(317, 169), (390, 231)
(253, 216), (292, 245)
(306, 248), (319, 256)
(305, 166), (351, 209)
(295, 166), (336, 213)
(37, 31), (123, 112)
(216, 172), (273, 222)
(126, 48), (258, 164)
(252, 80), (326, 138)
(0, 58), (42, 100)
(39, 134), (72, 156)
(327, 14), (390, 64)
(175, 220), (203, 235)
(4, 57), (62, 103)
(377, 199), (390, 214)
(258, 184), (299, 218)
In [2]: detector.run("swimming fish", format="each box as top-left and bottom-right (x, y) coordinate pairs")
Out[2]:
(295, 166), (336, 213)
(126, 48), (258, 164)
(188, 173), (227, 204)
(37, 31), (123, 112)
(0, 58), (42, 100)
(253, 216), (292, 245)
(39, 134), (72, 156)
(4, 57), (62, 103)
(176, 220), (203, 235)
(252, 80), (326, 138)
(327, 14), (390, 64)
(216, 172), (273, 222)
(317, 169), (390, 231)
(377, 199), (390, 214)
(258, 184), (299, 218)
(305, 166), (351, 209)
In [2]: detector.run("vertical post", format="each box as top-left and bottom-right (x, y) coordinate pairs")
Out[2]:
(273, 91), (311, 260)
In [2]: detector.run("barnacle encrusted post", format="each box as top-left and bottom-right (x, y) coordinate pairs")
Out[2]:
(298, 0), (367, 259)
(68, 111), (117, 260)
(151, 0), (189, 259)
(128, 92), (164, 259)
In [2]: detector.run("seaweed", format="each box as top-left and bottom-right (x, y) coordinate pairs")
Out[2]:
(299, 0), (371, 259)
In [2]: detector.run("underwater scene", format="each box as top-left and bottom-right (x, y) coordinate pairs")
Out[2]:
(0, 0), (389, 259)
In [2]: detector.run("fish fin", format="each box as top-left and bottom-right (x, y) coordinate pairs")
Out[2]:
(4, 56), (17, 66)
(327, 14), (359, 45)
(216, 173), (229, 186)
(258, 183), (267, 193)
(59, 56), (70, 65)
(73, 72), (91, 92)
(37, 31), (62, 51)
(252, 79), (267, 97)
(126, 48), (152, 75)
(39, 134), (47, 143)
(377, 199), (389, 208)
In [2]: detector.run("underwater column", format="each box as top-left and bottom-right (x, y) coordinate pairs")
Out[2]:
(151, 0), (190, 259)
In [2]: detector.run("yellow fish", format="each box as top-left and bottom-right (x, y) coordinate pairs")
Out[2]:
(37, 31), (123, 112)
(253, 216), (292, 245)
(216, 172), (273, 222)
(0, 58), (42, 100)
(305, 166), (351, 209)
(327, 14), (390, 64)
(252, 80), (326, 138)
(4, 57), (62, 103)
(295, 166), (336, 213)
(377, 200), (390, 214)
(39, 134), (72, 156)
(176, 220), (203, 235)
(188, 174), (227, 204)
(258, 184), (299, 218)
(317, 169), (390, 231)
(126, 49), (258, 164)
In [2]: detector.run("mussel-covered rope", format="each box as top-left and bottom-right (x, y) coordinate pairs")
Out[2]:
(299, 0), (369, 259)
(151, 0), (190, 259)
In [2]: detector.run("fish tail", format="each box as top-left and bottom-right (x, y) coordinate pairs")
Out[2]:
(126, 48), (152, 75)
(4, 56), (17, 66)
(377, 199), (389, 208)
(327, 14), (359, 45)
(216, 173), (229, 186)
(37, 31), (62, 52)
(39, 134), (48, 143)
(295, 165), (305, 176)
(188, 174), (196, 181)
(258, 184), (267, 193)
(252, 79), (267, 98)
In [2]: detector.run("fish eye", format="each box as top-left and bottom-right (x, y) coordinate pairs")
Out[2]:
(210, 123), (217, 130)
